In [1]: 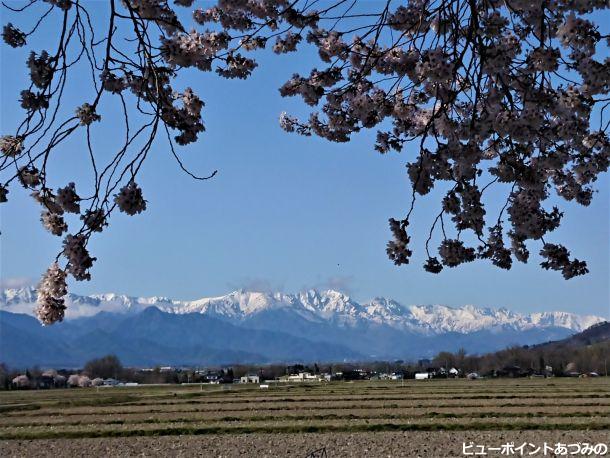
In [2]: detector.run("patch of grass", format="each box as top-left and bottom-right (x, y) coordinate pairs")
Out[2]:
(0, 394), (140, 416)
(9, 400), (609, 419)
(2, 421), (610, 441)
(2, 378), (608, 441)
(3, 410), (608, 429)
(0, 404), (41, 413)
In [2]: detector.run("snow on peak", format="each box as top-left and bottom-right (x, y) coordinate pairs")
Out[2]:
(0, 286), (604, 334)
(180, 290), (284, 317)
(1, 286), (37, 304)
(526, 311), (602, 332)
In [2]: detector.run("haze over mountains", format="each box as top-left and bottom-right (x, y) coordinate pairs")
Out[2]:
(0, 287), (604, 368)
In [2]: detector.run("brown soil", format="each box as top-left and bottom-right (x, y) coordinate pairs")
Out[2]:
(3, 430), (609, 457)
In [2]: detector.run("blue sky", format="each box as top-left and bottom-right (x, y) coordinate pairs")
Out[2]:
(1, 3), (608, 317)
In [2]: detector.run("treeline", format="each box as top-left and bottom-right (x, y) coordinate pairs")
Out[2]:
(435, 339), (609, 376)
(2, 336), (608, 389)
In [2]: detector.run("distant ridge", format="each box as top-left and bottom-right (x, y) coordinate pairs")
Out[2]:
(1, 287), (605, 368)
(532, 321), (610, 350)
(1, 286), (603, 334)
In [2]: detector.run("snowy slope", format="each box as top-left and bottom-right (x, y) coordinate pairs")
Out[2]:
(1, 286), (603, 335)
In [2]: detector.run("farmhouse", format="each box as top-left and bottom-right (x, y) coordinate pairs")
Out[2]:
(201, 371), (223, 384)
(276, 371), (333, 383)
(283, 372), (321, 382)
(334, 369), (370, 381)
(240, 374), (260, 384)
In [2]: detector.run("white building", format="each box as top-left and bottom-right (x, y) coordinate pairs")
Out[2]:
(415, 372), (430, 380)
(280, 372), (322, 382)
(240, 374), (260, 384)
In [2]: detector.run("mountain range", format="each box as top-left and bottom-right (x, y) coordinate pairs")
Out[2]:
(0, 287), (605, 368)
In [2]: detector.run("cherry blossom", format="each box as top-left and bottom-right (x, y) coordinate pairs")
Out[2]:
(1, 0), (608, 324)
(35, 262), (68, 325)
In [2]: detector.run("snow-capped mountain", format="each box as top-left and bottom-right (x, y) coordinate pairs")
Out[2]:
(1, 286), (603, 335)
(1, 286), (606, 367)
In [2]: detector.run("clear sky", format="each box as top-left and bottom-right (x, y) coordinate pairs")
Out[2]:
(1, 3), (609, 318)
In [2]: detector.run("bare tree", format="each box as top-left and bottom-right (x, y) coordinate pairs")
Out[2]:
(1, 0), (608, 324)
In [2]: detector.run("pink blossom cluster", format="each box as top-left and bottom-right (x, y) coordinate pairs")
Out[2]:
(190, 0), (607, 278)
(35, 262), (67, 325)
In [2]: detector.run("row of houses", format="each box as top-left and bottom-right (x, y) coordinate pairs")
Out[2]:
(242, 369), (456, 384)
(413, 365), (601, 380)
(13, 364), (597, 389)
(279, 372), (331, 382)
(239, 372), (331, 384)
